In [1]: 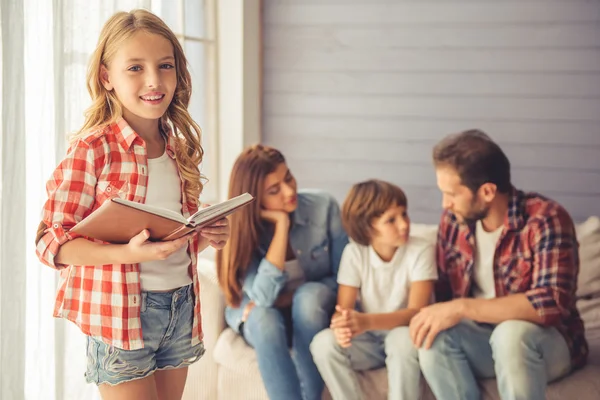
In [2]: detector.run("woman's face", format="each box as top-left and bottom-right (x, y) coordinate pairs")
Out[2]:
(261, 162), (298, 213)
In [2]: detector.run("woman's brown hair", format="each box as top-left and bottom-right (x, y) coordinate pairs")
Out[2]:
(216, 145), (286, 307)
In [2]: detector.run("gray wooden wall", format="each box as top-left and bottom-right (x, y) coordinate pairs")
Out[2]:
(261, 0), (600, 224)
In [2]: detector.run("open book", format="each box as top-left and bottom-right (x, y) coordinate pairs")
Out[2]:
(70, 192), (254, 244)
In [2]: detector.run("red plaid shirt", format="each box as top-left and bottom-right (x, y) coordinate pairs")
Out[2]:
(436, 188), (588, 369)
(36, 118), (204, 350)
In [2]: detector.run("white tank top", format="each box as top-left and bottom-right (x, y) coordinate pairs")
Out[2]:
(139, 149), (192, 291)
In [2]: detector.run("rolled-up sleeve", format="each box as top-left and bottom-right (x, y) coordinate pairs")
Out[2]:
(35, 140), (98, 269)
(525, 210), (579, 327)
(243, 256), (288, 307)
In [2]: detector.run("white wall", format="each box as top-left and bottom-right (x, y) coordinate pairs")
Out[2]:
(261, 0), (600, 223)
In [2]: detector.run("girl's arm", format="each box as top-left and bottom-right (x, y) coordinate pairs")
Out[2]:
(55, 230), (192, 266)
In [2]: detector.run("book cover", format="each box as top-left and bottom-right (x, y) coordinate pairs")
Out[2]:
(70, 192), (254, 244)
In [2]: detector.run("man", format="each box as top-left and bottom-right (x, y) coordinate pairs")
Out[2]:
(409, 130), (587, 400)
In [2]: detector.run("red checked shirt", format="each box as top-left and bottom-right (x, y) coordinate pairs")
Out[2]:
(36, 118), (204, 350)
(436, 188), (588, 369)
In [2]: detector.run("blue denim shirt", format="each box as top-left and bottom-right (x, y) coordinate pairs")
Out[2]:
(224, 189), (348, 332)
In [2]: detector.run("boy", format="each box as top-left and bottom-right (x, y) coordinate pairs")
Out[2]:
(310, 180), (437, 400)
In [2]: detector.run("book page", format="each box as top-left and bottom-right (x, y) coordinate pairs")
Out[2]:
(189, 193), (254, 225)
(112, 198), (187, 224)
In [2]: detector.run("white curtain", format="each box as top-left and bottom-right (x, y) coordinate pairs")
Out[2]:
(0, 1), (167, 399)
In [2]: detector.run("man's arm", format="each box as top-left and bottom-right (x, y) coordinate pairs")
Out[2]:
(458, 294), (543, 324)
(455, 210), (577, 326)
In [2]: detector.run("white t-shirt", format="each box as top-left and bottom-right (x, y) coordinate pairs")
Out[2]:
(337, 237), (438, 314)
(472, 220), (503, 299)
(139, 149), (192, 291)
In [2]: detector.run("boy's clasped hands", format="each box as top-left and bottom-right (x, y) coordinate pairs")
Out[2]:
(329, 305), (369, 348)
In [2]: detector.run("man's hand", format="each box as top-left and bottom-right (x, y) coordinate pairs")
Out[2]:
(409, 299), (464, 349)
(330, 305), (369, 338)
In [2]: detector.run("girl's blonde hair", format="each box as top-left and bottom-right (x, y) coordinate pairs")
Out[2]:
(72, 9), (204, 206)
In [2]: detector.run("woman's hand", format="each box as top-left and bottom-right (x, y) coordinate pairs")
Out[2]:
(199, 217), (231, 250)
(125, 229), (191, 263)
(260, 209), (290, 228)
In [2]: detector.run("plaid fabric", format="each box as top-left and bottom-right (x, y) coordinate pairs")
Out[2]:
(436, 188), (588, 369)
(36, 118), (203, 350)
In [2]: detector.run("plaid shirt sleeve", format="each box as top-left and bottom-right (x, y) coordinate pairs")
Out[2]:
(435, 210), (455, 302)
(525, 208), (579, 327)
(36, 140), (98, 269)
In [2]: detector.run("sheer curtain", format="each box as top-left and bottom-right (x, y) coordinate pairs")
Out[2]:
(0, 1), (177, 399)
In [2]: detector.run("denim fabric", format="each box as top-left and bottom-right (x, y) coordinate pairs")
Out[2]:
(418, 319), (572, 400)
(242, 282), (336, 400)
(85, 284), (205, 386)
(225, 190), (348, 332)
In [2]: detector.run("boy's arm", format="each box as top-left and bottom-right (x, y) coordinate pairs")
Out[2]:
(363, 280), (435, 331)
(337, 284), (359, 310)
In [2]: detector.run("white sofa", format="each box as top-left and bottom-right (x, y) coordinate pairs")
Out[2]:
(182, 217), (600, 400)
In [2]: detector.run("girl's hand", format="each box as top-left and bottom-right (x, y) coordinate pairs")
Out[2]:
(125, 229), (191, 263)
(260, 209), (290, 227)
(199, 217), (230, 250)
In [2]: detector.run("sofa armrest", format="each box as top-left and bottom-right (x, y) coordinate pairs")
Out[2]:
(183, 256), (226, 400)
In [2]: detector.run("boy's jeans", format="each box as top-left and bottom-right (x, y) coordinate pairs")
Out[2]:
(310, 326), (420, 400)
(419, 319), (572, 400)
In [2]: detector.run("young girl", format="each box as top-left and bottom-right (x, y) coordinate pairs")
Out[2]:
(35, 10), (229, 400)
(310, 180), (437, 400)
(216, 144), (349, 400)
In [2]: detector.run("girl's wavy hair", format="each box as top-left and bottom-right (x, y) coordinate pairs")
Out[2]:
(70, 9), (204, 206)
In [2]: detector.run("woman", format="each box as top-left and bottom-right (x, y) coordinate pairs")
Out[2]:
(216, 144), (348, 400)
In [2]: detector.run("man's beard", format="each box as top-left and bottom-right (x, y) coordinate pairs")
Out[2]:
(460, 200), (489, 226)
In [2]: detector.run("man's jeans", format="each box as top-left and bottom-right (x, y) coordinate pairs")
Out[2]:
(418, 319), (572, 400)
(310, 326), (420, 400)
(243, 282), (336, 400)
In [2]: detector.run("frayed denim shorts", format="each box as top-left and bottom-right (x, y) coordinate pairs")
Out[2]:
(85, 284), (205, 386)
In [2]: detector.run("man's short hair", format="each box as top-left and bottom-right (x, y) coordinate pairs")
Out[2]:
(433, 129), (512, 194)
(341, 179), (407, 246)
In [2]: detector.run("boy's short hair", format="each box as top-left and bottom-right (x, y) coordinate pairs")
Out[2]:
(342, 179), (407, 246)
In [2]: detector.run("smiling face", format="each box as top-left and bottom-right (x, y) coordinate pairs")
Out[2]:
(436, 165), (491, 225)
(260, 162), (298, 213)
(100, 30), (177, 127)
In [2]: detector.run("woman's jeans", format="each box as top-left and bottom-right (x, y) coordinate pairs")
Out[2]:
(243, 282), (336, 400)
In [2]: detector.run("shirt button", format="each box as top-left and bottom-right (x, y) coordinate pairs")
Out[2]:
(141, 166), (146, 174)
(106, 187), (112, 192)
(53, 223), (59, 229)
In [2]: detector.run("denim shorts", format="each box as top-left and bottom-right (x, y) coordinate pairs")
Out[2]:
(85, 284), (205, 386)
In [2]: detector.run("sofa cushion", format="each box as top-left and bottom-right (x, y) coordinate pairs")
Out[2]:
(214, 328), (260, 375)
(575, 216), (600, 299)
